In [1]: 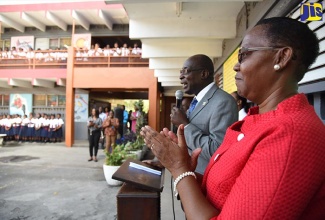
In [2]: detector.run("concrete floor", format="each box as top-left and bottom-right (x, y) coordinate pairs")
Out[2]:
(0, 141), (185, 220)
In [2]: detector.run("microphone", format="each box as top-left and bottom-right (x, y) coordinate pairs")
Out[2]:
(173, 90), (183, 134)
(175, 90), (184, 109)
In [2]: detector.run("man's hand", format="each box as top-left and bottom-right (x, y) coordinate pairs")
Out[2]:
(170, 107), (189, 127)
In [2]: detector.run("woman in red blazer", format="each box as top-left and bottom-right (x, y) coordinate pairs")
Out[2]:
(141, 17), (325, 219)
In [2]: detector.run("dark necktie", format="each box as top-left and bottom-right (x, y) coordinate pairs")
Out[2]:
(187, 98), (198, 118)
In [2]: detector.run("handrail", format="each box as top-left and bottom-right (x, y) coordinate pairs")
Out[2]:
(0, 49), (148, 69)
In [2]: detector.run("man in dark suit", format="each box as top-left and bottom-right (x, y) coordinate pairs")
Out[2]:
(171, 54), (238, 174)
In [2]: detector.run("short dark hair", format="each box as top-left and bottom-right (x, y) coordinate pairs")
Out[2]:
(191, 54), (214, 79)
(256, 17), (319, 81)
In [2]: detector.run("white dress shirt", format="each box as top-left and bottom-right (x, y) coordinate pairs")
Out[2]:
(238, 108), (247, 121)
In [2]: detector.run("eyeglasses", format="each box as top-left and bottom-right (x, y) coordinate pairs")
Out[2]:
(238, 47), (282, 64)
(180, 68), (205, 75)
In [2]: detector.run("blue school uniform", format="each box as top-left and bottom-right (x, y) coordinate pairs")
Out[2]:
(41, 119), (49, 138)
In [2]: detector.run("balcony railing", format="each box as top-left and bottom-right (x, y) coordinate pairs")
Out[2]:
(0, 49), (149, 69)
(74, 55), (149, 67)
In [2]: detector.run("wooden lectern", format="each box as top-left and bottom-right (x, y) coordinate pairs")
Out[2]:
(112, 158), (165, 220)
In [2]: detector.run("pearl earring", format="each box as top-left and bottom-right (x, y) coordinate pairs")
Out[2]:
(274, 64), (281, 70)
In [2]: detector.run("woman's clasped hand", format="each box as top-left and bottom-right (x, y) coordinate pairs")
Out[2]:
(140, 125), (201, 175)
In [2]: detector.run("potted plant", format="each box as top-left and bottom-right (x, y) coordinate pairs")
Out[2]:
(103, 144), (126, 186)
(124, 135), (145, 160)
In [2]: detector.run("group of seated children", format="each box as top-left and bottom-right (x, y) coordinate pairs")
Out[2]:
(0, 113), (64, 143)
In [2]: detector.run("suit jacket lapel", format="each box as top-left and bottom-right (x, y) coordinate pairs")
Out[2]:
(189, 84), (218, 120)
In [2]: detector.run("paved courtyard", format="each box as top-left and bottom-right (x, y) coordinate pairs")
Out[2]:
(0, 141), (184, 220)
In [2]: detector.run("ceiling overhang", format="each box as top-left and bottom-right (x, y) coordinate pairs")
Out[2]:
(0, 0), (265, 95)
(118, 0), (251, 93)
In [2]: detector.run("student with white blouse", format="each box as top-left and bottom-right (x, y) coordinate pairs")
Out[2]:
(26, 48), (35, 61)
(55, 114), (64, 142)
(41, 114), (50, 143)
(0, 115), (4, 135)
(48, 114), (57, 143)
(131, 43), (142, 55)
(112, 42), (121, 56)
(34, 113), (42, 142)
(14, 114), (22, 141)
(20, 114), (29, 142)
(103, 45), (112, 56)
(121, 43), (130, 56)
(17, 48), (27, 58)
(5, 115), (13, 141)
(35, 49), (44, 61)
(94, 43), (103, 56)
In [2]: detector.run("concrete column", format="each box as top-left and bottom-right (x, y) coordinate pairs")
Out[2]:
(65, 47), (75, 147)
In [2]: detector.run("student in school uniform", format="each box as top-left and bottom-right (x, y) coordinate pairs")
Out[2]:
(112, 42), (121, 56)
(52, 114), (59, 142)
(56, 113), (64, 142)
(5, 115), (13, 141)
(103, 45), (112, 57)
(39, 113), (45, 142)
(34, 113), (42, 142)
(131, 43), (142, 55)
(0, 115), (4, 135)
(48, 114), (56, 143)
(121, 43), (130, 56)
(41, 114), (49, 143)
(2, 115), (7, 140)
(19, 115), (29, 142)
(27, 113), (36, 142)
(15, 114), (22, 141)
(11, 114), (17, 140)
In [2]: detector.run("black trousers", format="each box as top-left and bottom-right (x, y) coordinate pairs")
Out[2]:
(89, 130), (100, 157)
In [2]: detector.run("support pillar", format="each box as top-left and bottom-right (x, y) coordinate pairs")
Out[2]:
(148, 78), (159, 131)
(65, 47), (75, 147)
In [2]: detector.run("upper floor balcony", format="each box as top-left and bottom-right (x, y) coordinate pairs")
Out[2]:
(0, 49), (149, 70)
(0, 49), (150, 88)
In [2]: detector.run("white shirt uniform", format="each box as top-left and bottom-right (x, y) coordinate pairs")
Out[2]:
(49, 119), (57, 129)
(22, 118), (30, 126)
(5, 118), (12, 128)
(28, 118), (36, 128)
(43, 119), (50, 127)
(33, 118), (41, 129)
(113, 48), (121, 56)
(121, 48), (130, 56)
(58, 118), (64, 126)
(16, 117), (22, 126)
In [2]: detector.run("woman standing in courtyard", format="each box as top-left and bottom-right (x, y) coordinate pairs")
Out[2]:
(102, 110), (119, 153)
(87, 108), (102, 162)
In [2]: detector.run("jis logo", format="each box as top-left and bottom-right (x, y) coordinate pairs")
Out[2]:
(300, 2), (323, 21)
